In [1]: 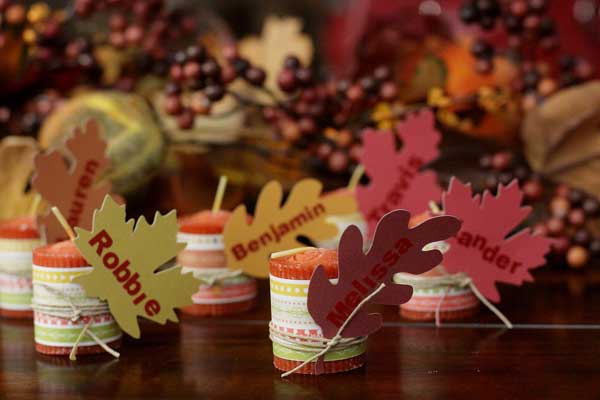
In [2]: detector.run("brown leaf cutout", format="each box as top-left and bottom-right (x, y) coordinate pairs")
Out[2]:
(522, 81), (600, 194)
(307, 210), (461, 339)
(0, 136), (39, 220)
(238, 15), (313, 100)
(32, 119), (111, 243)
(223, 179), (356, 278)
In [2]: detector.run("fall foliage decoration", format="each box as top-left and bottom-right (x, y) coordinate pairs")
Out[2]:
(32, 119), (112, 244)
(73, 195), (198, 338)
(356, 109), (442, 236)
(0, 136), (39, 220)
(441, 177), (553, 302)
(223, 178), (357, 278)
(307, 209), (461, 339)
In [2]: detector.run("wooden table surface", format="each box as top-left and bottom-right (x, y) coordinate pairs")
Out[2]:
(2, 269), (600, 400)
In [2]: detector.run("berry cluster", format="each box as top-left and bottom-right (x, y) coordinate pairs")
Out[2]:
(478, 151), (543, 201)
(162, 45), (398, 174)
(479, 151), (600, 269)
(460, 0), (594, 109)
(162, 45), (267, 129)
(541, 185), (600, 269)
(265, 62), (398, 173)
(0, 1), (98, 72)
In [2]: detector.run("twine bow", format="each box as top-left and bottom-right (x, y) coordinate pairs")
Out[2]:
(32, 283), (121, 360)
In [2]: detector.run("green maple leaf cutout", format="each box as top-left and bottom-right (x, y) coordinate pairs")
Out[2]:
(73, 195), (198, 338)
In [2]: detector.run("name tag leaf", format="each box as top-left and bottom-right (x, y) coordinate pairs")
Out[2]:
(32, 119), (112, 243)
(357, 109), (442, 237)
(442, 177), (553, 302)
(307, 210), (461, 338)
(223, 178), (357, 278)
(73, 195), (198, 339)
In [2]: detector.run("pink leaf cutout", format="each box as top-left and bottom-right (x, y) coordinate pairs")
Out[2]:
(442, 177), (553, 303)
(357, 109), (442, 237)
(307, 209), (461, 339)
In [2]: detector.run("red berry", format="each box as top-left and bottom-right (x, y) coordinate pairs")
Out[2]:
(549, 197), (570, 218)
(491, 152), (513, 171)
(183, 62), (201, 80)
(164, 95), (182, 116)
(176, 108), (195, 129)
(277, 69), (297, 93)
(522, 180), (543, 201)
(546, 218), (565, 236)
(568, 209), (585, 227)
(551, 236), (570, 255)
(380, 82), (398, 101)
(346, 85), (364, 102)
(328, 150), (349, 173)
(567, 246), (589, 269)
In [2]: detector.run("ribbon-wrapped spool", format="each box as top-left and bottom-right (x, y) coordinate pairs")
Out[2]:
(0, 217), (42, 318)
(269, 248), (367, 375)
(32, 241), (121, 357)
(177, 210), (257, 316)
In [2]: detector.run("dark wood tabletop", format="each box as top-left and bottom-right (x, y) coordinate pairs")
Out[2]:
(2, 268), (600, 400)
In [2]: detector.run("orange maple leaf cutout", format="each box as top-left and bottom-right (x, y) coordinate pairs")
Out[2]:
(442, 177), (553, 302)
(356, 109), (443, 237)
(32, 119), (111, 243)
(307, 210), (461, 339)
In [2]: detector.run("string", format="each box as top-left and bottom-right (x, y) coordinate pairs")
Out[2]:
(434, 287), (450, 328)
(393, 273), (513, 329)
(280, 283), (386, 378)
(269, 322), (366, 353)
(32, 282), (120, 360)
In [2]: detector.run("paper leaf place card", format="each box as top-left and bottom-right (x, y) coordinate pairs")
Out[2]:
(32, 119), (113, 243)
(73, 195), (198, 338)
(356, 109), (443, 236)
(307, 209), (461, 338)
(223, 178), (357, 278)
(441, 177), (553, 302)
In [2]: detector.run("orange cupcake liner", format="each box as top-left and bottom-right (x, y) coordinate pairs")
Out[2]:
(35, 338), (122, 356)
(400, 304), (480, 321)
(273, 353), (366, 375)
(181, 297), (256, 317)
(0, 308), (33, 319)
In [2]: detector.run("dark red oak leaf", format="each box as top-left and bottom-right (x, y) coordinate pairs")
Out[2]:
(442, 177), (553, 302)
(356, 109), (442, 237)
(307, 209), (461, 338)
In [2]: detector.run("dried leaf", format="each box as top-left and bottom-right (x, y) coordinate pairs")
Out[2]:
(0, 136), (39, 220)
(307, 210), (461, 338)
(223, 178), (356, 278)
(442, 178), (553, 302)
(522, 81), (600, 194)
(32, 120), (112, 243)
(238, 15), (313, 98)
(357, 109), (442, 236)
(73, 195), (197, 338)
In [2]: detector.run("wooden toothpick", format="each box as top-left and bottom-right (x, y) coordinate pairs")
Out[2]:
(347, 164), (365, 191)
(212, 176), (228, 214)
(51, 206), (75, 241)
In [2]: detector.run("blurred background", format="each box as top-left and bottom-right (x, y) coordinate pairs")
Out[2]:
(3, 0), (600, 272)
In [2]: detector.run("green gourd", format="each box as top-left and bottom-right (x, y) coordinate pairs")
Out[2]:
(39, 91), (165, 196)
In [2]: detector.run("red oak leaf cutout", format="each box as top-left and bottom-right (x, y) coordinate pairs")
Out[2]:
(32, 119), (112, 244)
(442, 177), (553, 303)
(307, 209), (461, 339)
(356, 109), (442, 237)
